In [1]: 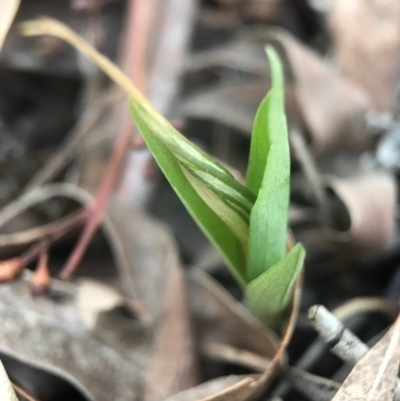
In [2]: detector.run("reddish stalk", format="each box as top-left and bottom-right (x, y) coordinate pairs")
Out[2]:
(12, 382), (39, 401)
(31, 243), (51, 295)
(59, 0), (150, 279)
(0, 208), (88, 282)
(59, 129), (130, 279)
(0, 246), (40, 283)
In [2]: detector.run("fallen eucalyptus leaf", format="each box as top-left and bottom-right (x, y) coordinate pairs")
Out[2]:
(164, 375), (259, 401)
(76, 279), (126, 329)
(204, 342), (339, 401)
(0, 280), (141, 401)
(265, 29), (370, 157)
(332, 313), (400, 401)
(323, 172), (396, 260)
(0, 360), (17, 401)
(0, 183), (199, 401)
(183, 39), (267, 75)
(0, 0), (20, 50)
(188, 269), (279, 358)
(329, 0), (400, 111)
(98, 196), (200, 399)
(301, 172), (397, 267)
(174, 81), (267, 134)
(144, 265), (198, 401)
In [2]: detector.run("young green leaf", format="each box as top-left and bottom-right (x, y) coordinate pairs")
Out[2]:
(246, 47), (290, 282)
(129, 100), (248, 284)
(246, 243), (305, 323)
(20, 18), (305, 324)
(183, 166), (250, 251)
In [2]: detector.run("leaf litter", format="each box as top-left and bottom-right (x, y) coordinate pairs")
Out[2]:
(1, 1), (400, 401)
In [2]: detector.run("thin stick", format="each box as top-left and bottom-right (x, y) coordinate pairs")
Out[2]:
(31, 241), (51, 295)
(11, 382), (39, 401)
(308, 305), (369, 365)
(23, 88), (120, 193)
(59, 125), (131, 279)
(0, 209), (88, 246)
(272, 297), (399, 399)
(59, 0), (150, 279)
(308, 305), (400, 400)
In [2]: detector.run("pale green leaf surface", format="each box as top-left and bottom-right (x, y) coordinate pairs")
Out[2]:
(246, 243), (305, 323)
(246, 47), (290, 282)
(246, 92), (270, 195)
(183, 166), (249, 254)
(129, 100), (247, 284)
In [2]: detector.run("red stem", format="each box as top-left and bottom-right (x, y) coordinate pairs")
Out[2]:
(59, 128), (130, 279)
(59, 0), (150, 279)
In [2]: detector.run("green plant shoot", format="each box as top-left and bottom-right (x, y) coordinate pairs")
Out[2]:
(129, 47), (305, 323)
(246, 47), (290, 281)
(20, 18), (304, 323)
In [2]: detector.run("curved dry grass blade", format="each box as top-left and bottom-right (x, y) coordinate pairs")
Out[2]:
(0, 0), (20, 50)
(0, 361), (17, 401)
(164, 376), (259, 401)
(204, 342), (339, 401)
(332, 313), (400, 401)
(197, 377), (257, 401)
(11, 382), (39, 401)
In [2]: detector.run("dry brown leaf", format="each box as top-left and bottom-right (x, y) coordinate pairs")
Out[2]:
(265, 29), (371, 157)
(0, 361), (17, 401)
(100, 197), (200, 399)
(204, 343), (339, 401)
(188, 269), (279, 358)
(198, 378), (257, 401)
(0, 0), (20, 50)
(332, 313), (400, 401)
(76, 279), (126, 329)
(329, 0), (400, 112)
(0, 182), (198, 399)
(175, 81), (268, 134)
(324, 172), (396, 260)
(0, 280), (141, 401)
(81, 195), (201, 399)
(144, 266), (198, 401)
(191, 253), (302, 401)
(164, 375), (259, 401)
(282, 366), (340, 401)
(183, 39), (267, 75)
